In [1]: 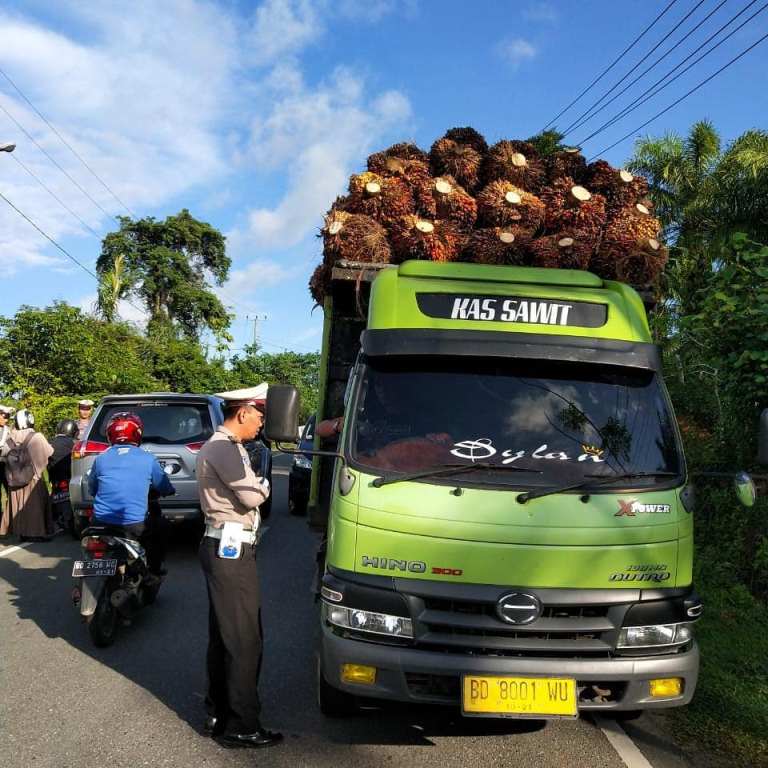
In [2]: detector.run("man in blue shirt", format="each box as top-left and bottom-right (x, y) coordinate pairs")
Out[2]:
(88, 412), (175, 575)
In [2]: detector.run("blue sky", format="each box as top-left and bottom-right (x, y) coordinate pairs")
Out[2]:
(0, 0), (766, 357)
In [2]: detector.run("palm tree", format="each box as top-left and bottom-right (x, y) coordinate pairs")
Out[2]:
(97, 253), (126, 323)
(627, 121), (768, 317)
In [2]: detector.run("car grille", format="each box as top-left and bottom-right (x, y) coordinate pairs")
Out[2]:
(406, 595), (625, 657)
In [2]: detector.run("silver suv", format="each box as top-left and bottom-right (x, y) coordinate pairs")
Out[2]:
(70, 393), (223, 535)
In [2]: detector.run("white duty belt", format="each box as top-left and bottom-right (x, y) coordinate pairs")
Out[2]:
(205, 524), (259, 546)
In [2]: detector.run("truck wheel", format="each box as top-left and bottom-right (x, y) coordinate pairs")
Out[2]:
(88, 592), (118, 647)
(317, 658), (358, 717)
(288, 480), (308, 516)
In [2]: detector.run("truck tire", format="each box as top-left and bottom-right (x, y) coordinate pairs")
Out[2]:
(88, 591), (119, 647)
(317, 657), (358, 717)
(288, 476), (308, 516)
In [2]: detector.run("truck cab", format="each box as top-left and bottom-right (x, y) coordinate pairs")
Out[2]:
(276, 260), (702, 718)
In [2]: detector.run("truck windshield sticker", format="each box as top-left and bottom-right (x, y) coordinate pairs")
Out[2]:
(449, 439), (606, 464)
(416, 293), (608, 328)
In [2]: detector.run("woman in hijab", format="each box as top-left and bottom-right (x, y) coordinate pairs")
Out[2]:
(0, 409), (54, 541)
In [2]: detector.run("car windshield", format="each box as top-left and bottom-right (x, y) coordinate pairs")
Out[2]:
(349, 357), (683, 488)
(92, 403), (214, 445)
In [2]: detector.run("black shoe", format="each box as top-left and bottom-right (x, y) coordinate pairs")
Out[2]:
(203, 716), (224, 737)
(217, 728), (283, 749)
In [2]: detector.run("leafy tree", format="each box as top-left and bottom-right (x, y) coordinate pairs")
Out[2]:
(628, 121), (768, 318)
(0, 302), (157, 400)
(526, 129), (568, 157)
(97, 209), (232, 341)
(229, 346), (320, 421)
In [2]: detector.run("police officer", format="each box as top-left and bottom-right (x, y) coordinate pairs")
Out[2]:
(197, 385), (281, 749)
(76, 399), (95, 436)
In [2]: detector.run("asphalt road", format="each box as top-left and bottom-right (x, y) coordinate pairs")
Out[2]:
(0, 460), (695, 768)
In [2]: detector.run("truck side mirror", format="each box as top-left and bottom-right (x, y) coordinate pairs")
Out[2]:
(758, 408), (768, 465)
(264, 385), (300, 444)
(734, 471), (756, 508)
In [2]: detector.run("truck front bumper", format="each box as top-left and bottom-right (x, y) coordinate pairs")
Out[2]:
(321, 623), (699, 712)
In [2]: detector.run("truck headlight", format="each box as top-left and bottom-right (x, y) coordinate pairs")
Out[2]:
(294, 455), (312, 470)
(617, 622), (693, 649)
(322, 602), (413, 639)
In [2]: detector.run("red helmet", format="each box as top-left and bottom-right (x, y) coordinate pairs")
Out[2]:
(106, 412), (144, 446)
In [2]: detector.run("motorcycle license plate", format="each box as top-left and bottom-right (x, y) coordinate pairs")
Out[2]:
(72, 559), (118, 578)
(52, 491), (70, 504)
(462, 676), (577, 718)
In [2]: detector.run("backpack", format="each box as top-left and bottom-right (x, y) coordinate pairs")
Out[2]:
(5, 432), (36, 490)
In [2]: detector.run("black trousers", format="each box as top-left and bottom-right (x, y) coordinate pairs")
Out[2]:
(199, 537), (263, 732)
(123, 510), (167, 575)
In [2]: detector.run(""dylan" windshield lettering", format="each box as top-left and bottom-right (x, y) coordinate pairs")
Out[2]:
(449, 438), (606, 464)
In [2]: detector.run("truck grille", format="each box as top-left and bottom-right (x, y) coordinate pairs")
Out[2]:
(408, 596), (623, 657)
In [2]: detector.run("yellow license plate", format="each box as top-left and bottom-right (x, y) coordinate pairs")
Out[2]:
(462, 676), (577, 718)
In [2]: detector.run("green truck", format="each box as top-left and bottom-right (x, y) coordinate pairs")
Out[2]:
(267, 259), (752, 719)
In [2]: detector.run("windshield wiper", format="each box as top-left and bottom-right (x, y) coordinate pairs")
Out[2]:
(372, 462), (543, 488)
(516, 471), (680, 504)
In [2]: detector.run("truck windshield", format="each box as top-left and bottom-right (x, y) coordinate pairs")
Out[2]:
(349, 356), (683, 488)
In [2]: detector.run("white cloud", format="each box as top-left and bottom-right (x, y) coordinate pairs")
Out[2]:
(238, 68), (412, 250)
(246, 0), (322, 66)
(523, 2), (558, 23)
(497, 37), (537, 70)
(0, 1), (238, 272)
(0, 0), (413, 277)
(335, 0), (418, 23)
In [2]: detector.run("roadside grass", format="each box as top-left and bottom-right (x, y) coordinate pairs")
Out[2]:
(670, 579), (768, 767)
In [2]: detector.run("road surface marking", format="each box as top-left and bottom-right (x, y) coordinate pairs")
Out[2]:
(0, 542), (32, 558)
(594, 715), (654, 768)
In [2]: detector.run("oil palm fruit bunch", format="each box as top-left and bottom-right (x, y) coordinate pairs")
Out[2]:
(464, 227), (530, 266)
(476, 180), (546, 230)
(390, 216), (465, 262)
(482, 140), (546, 192)
(593, 203), (661, 281)
(309, 263), (333, 305)
(429, 127), (488, 193)
(321, 210), (392, 265)
(546, 148), (587, 183)
(429, 176), (478, 229)
(529, 235), (593, 271)
(367, 142), (429, 175)
(540, 177), (605, 237)
(584, 160), (649, 216)
(617, 239), (668, 285)
(345, 172), (415, 227)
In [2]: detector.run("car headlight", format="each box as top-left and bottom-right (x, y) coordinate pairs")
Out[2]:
(294, 455), (312, 470)
(617, 622), (693, 649)
(322, 602), (413, 639)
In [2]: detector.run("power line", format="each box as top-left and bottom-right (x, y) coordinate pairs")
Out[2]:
(542, 0), (680, 130)
(0, 188), (147, 318)
(0, 188), (98, 278)
(580, 0), (766, 146)
(589, 28), (768, 159)
(9, 153), (103, 239)
(563, 0), (720, 136)
(0, 99), (114, 219)
(0, 66), (135, 217)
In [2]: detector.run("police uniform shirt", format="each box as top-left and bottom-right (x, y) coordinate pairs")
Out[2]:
(197, 426), (268, 531)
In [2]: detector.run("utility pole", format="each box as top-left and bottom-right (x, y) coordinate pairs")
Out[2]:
(246, 314), (267, 349)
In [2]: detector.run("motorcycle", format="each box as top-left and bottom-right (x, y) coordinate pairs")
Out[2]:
(50, 478), (74, 536)
(71, 498), (164, 647)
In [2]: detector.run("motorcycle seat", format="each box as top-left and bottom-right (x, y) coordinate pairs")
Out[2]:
(82, 524), (136, 538)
